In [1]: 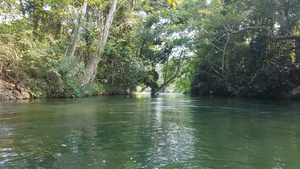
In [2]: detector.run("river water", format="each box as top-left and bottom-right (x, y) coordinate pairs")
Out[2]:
(1, 94), (300, 169)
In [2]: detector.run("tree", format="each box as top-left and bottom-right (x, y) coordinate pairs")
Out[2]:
(65, 0), (88, 58)
(129, 0), (190, 94)
(188, 0), (300, 97)
(80, 0), (129, 86)
(151, 51), (183, 95)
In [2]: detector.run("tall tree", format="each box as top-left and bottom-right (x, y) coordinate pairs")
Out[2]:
(65, 0), (88, 58)
(80, 0), (127, 86)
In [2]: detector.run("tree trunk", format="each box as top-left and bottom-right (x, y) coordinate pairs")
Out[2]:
(33, 0), (43, 41)
(33, 15), (42, 41)
(222, 35), (230, 71)
(295, 38), (300, 63)
(164, 54), (169, 83)
(65, 0), (88, 58)
(151, 51), (183, 95)
(80, 0), (118, 86)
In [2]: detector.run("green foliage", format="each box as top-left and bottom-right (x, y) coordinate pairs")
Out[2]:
(0, 0), (147, 98)
(0, 20), (61, 96)
(188, 0), (300, 97)
(0, 11), (100, 98)
(1, 0), (300, 99)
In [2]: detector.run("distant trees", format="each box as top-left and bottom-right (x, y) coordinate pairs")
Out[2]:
(1, 0), (299, 98)
(187, 0), (300, 97)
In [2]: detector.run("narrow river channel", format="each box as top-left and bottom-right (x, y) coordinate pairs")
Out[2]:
(1, 94), (300, 168)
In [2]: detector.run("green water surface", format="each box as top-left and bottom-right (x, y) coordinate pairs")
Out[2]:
(1, 94), (300, 169)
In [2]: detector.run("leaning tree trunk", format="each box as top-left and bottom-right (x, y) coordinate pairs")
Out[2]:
(151, 51), (183, 95)
(80, 0), (118, 86)
(65, 0), (88, 58)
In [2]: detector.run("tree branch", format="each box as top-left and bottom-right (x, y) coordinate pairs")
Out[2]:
(229, 26), (300, 40)
(115, 0), (128, 16)
(151, 51), (183, 95)
(211, 43), (229, 55)
(222, 35), (230, 70)
(194, 50), (225, 77)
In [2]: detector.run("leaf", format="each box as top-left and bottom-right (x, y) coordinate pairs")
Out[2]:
(168, 0), (172, 5)
(172, 1), (178, 9)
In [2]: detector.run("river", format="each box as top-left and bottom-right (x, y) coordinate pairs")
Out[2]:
(1, 94), (300, 168)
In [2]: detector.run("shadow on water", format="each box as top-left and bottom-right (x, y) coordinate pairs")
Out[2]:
(1, 94), (300, 168)
(189, 95), (300, 169)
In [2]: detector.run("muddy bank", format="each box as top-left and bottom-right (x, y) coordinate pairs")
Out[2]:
(0, 79), (33, 100)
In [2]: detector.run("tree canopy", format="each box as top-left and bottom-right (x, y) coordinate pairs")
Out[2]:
(0, 0), (299, 98)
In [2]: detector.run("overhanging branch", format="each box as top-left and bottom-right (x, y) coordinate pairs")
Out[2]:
(229, 26), (300, 40)
(151, 51), (183, 95)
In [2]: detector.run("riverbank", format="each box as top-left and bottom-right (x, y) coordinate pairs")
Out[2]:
(2, 77), (300, 101)
(0, 78), (131, 100)
(0, 79), (34, 100)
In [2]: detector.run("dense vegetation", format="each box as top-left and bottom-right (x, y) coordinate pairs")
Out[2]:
(0, 0), (299, 98)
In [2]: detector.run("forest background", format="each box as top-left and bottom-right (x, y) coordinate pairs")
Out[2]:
(0, 0), (300, 99)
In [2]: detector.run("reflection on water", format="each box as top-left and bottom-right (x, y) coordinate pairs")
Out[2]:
(1, 94), (300, 168)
